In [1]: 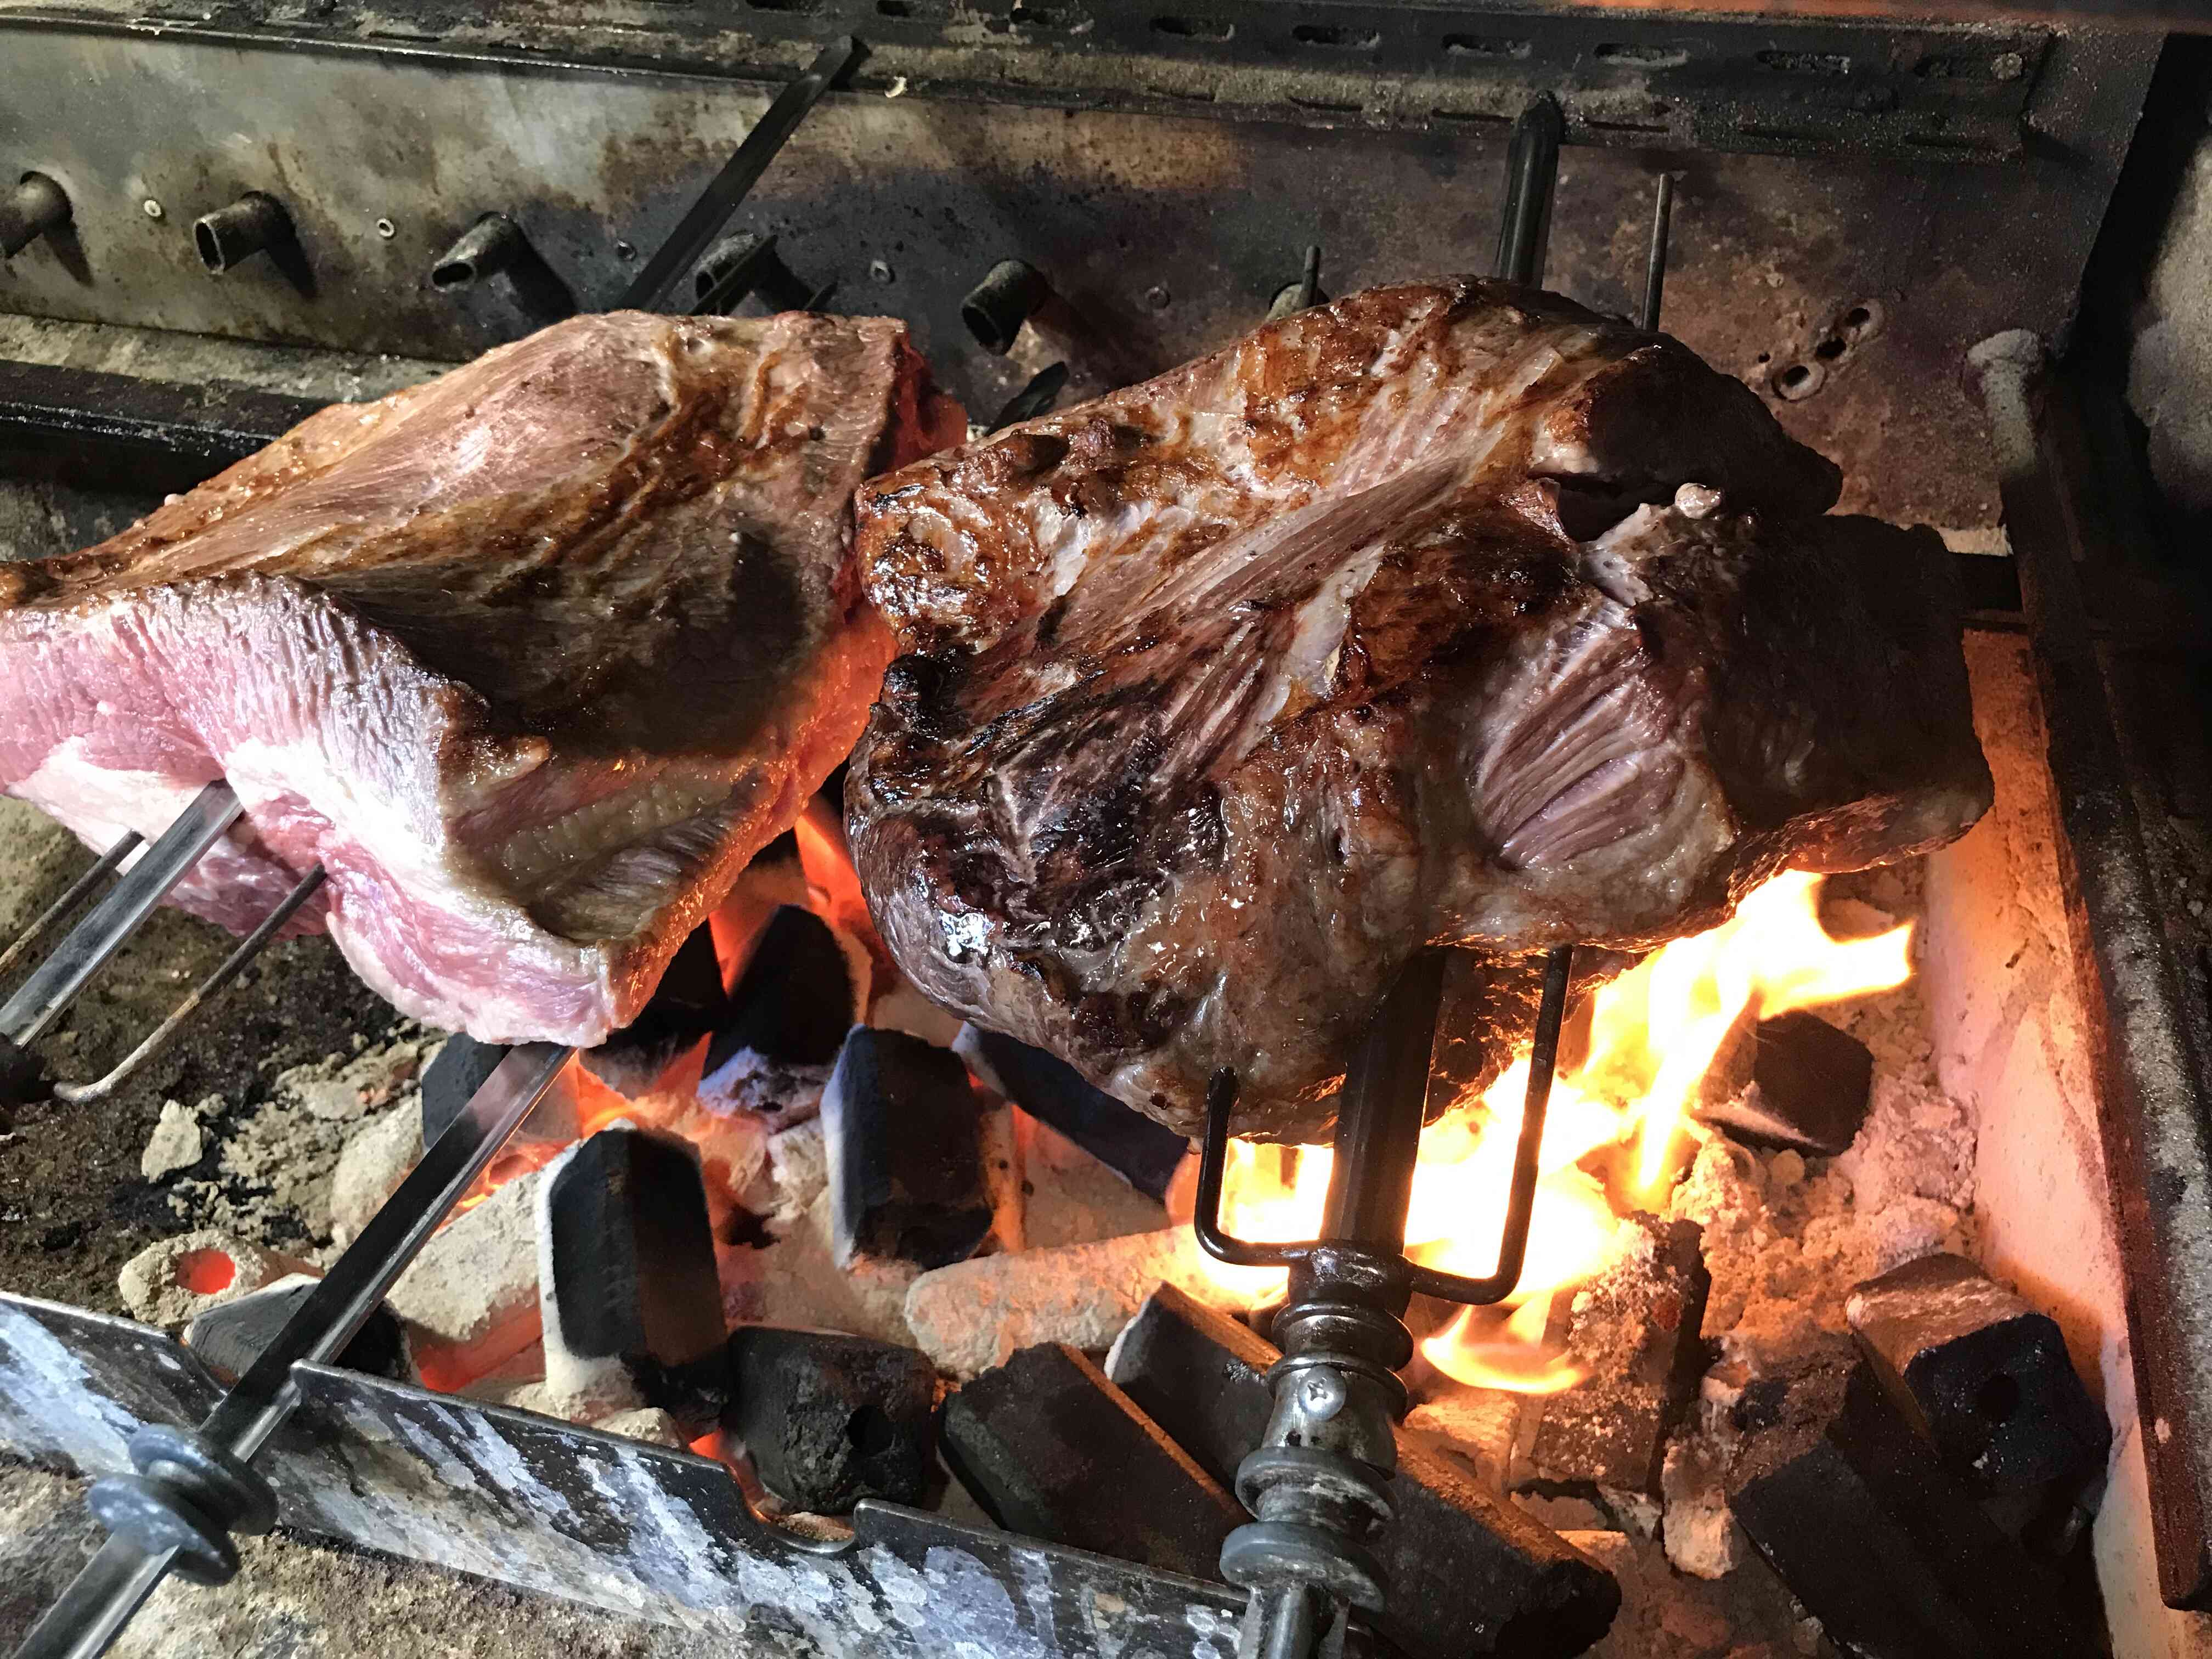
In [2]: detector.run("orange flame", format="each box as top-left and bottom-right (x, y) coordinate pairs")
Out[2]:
(1200, 871), (1913, 1395)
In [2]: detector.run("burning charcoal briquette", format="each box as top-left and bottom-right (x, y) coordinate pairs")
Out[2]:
(941, 1342), (1242, 1578)
(185, 1273), (410, 1384)
(1846, 1252), (2109, 1494)
(421, 1033), (579, 1150)
(825, 1028), (998, 1270)
(1106, 1285), (1620, 1658)
(581, 923), (729, 1096)
(955, 1024), (1188, 1201)
(701, 905), (856, 1085)
(724, 1326), (936, 1513)
(1696, 1009), (1872, 1159)
(541, 1125), (727, 1421)
(1726, 1340), (2100, 1658)
(1526, 1215), (1710, 1496)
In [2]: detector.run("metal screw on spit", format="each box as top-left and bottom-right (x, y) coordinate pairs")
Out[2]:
(140, 198), (162, 220)
(869, 258), (894, 283)
(1299, 1373), (1346, 1421)
(375, 217), (396, 239)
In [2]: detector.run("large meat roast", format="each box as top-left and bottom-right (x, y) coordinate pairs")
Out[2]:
(0, 311), (960, 1047)
(847, 280), (1993, 1141)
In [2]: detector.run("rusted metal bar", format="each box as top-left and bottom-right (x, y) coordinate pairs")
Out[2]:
(1970, 329), (2212, 1607)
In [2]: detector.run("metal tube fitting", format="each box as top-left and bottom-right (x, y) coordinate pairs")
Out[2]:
(961, 259), (1051, 354)
(691, 232), (810, 315)
(430, 213), (530, 290)
(430, 213), (575, 321)
(193, 192), (292, 274)
(0, 172), (70, 259)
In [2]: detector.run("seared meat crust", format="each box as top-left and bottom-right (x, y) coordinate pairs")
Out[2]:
(848, 280), (1989, 1141)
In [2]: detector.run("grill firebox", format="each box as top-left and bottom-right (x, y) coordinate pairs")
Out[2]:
(0, 5), (2209, 1656)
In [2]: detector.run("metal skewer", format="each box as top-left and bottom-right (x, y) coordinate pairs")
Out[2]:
(0, 782), (242, 1053)
(1199, 93), (1684, 1659)
(0, 831), (142, 982)
(618, 36), (864, 313)
(54, 864), (329, 1105)
(1640, 172), (1677, 333)
(15, 1040), (575, 1659)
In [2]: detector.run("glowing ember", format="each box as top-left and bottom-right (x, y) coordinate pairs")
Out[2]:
(1199, 871), (1914, 1395)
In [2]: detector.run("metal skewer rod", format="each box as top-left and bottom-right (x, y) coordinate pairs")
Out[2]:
(1640, 172), (1677, 333)
(0, 831), (142, 981)
(0, 782), (241, 1053)
(986, 362), (1070, 432)
(618, 35), (865, 313)
(14, 1041), (575, 1659)
(54, 864), (329, 1106)
(1493, 93), (1563, 287)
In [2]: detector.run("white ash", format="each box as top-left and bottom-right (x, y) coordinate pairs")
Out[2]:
(117, 1229), (304, 1329)
(1015, 1113), (1169, 1250)
(325, 1099), (422, 1247)
(695, 1052), (828, 1128)
(596, 1407), (685, 1448)
(1659, 1378), (1742, 1581)
(903, 1226), (1249, 1378)
(386, 1166), (544, 1391)
(139, 1097), (212, 1182)
(752, 1119), (827, 1228)
(1401, 1387), (1521, 1492)
(1671, 950), (1976, 1364)
(168, 1031), (432, 1257)
(721, 1186), (919, 1347)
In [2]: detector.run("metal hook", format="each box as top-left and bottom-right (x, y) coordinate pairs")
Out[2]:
(1190, 944), (1570, 1307)
(54, 862), (327, 1105)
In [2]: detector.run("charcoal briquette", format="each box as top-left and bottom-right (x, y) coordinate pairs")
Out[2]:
(1846, 1251), (2110, 1494)
(724, 1325), (936, 1513)
(185, 1273), (410, 1384)
(544, 1125), (727, 1413)
(825, 1027), (997, 1270)
(1727, 1340), (2101, 1658)
(941, 1341), (1242, 1579)
(581, 923), (729, 1096)
(1697, 1008), (1873, 1158)
(955, 1024), (1187, 1200)
(701, 905), (856, 1079)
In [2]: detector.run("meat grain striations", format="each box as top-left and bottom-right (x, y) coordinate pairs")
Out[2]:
(0, 311), (961, 1047)
(848, 280), (1993, 1141)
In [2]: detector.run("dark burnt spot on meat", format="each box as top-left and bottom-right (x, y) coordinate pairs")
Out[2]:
(1034, 595), (1069, 648)
(1071, 983), (1194, 1062)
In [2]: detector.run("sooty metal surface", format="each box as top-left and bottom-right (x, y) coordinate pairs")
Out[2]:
(0, 1294), (1268, 1656)
(0, 19), (2157, 528)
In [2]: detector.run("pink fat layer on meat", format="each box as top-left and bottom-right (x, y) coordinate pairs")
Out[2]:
(0, 312), (954, 1045)
(0, 580), (637, 1039)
